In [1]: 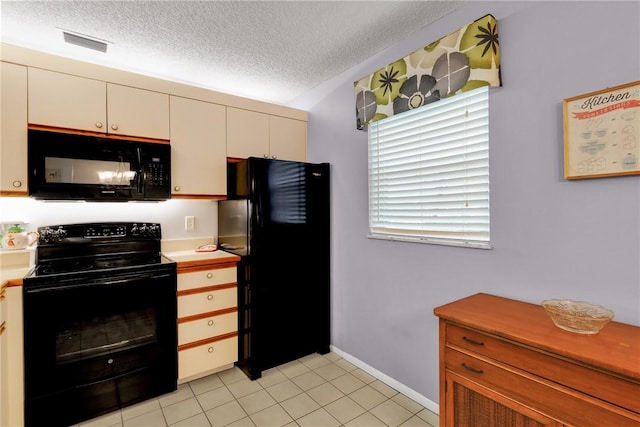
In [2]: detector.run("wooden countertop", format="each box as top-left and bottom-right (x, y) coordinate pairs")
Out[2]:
(0, 249), (34, 286)
(0, 267), (30, 287)
(164, 249), (240, 271)
(434, 293), (640, 382)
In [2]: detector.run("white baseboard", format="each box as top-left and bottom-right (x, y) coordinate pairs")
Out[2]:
(330, 345), (439, 415)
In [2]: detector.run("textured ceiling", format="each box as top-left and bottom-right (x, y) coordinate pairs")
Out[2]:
(0, 1), (463, 106)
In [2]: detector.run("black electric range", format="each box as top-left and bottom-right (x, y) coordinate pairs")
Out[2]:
(22, 222), (177, 427)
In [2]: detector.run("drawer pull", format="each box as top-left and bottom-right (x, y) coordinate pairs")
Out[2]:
(462, 363), (483, 374)
(207, 294), (214, 300)
(208, 346), (214, 353)
(208, 320), (214, 326)
(462, 336), (485, 346)
(207, 273), (213, 279)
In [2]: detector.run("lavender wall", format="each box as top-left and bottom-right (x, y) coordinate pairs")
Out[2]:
(296, 1), (640, 406)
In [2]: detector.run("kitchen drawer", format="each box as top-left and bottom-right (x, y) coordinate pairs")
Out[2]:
(178, 286), (236, 318)
(178, 336), (238, 380)
(177, 267), (236, 291)
(445, 347), (640, 426)
(178, 311), (238, 346)
(446, 323), (640, 413)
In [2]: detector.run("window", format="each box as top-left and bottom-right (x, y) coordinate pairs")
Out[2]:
(368, 86), (490, 249)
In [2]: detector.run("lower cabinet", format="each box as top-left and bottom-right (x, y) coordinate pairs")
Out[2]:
(178, 335), (238, 381)
(446, 371), (560, 427)
(0, 283), (24, 427)
(434, 293), (640, 427)
(177, 264), (238, 383)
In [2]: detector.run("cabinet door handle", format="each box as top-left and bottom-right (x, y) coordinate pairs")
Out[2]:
(0, 321), (6, 336)
(111, 124), (119, 131)
(462, 336), (485, 346)
(12, 180), (22, 188)
(95, 121), (103, 129)
(461, 363), (483, 374)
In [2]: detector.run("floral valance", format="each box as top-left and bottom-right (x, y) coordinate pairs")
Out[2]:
(354, 14), (501, 130)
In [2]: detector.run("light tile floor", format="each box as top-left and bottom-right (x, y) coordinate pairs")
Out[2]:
(75, 352), (439, 427)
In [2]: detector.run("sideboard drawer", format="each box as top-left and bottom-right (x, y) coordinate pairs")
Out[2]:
(446, 323), (640, 413)
(445, 347), (639, 426)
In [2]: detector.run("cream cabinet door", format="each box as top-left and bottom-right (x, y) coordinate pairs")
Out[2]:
(226, 107), (269, 159)
(0, 283), (7, 427)
(269, 115), (307, 161)
(0, 286), (23, 427)
(178, 336), (237, 381)
(106, 83), (170, 139)
(28, 67), (107, 132)
(170, 96), (226, 197)
(1, 62), (28, 194)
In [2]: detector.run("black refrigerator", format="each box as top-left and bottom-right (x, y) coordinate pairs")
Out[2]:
(218, 157), (330, 380)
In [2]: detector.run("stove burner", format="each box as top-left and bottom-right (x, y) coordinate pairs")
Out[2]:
(38, 261), (94, 275)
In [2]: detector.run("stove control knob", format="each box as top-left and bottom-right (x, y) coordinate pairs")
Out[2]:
(55, 227), (67, 241)
(131, 224), (139, 236)
(39, 227), (54, 244)
(147, 224), (160, 238)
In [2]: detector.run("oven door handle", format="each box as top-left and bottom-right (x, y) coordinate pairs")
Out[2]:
(25, 271), (175, 293)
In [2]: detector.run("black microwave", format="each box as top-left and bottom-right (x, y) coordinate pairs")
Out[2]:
(28, 129), (171, 201)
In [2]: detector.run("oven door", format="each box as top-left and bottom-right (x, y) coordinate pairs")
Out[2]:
(23, 267), (177, 427)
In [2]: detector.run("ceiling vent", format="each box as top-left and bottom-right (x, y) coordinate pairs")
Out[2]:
(62, 30), (109, 53)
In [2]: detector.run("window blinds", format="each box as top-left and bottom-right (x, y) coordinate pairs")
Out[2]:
(368, 86), (490, 249)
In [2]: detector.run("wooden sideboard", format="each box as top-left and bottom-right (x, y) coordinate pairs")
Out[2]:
(434, 293), (640, 427)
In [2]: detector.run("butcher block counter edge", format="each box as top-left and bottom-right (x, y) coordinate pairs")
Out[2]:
(164, 249), (240, 271)
(433, 293), (640, 382)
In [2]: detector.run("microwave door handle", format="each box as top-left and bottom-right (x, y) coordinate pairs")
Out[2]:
(136, 147), (144, 193)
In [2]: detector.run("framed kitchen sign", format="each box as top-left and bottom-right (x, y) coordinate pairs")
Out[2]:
(563, 80), (640, 179)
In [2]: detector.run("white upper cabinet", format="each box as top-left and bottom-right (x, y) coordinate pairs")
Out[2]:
(226, 107), (306, 162)
(226, 107), (270, 159)
(28, 67), (106, 133)
(107, 83), (170, 140)
(170, 96), (226, 197)
(28, 68), (169, 140)
(269, 115), (307, 162)
(1, 62), (28, 195)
